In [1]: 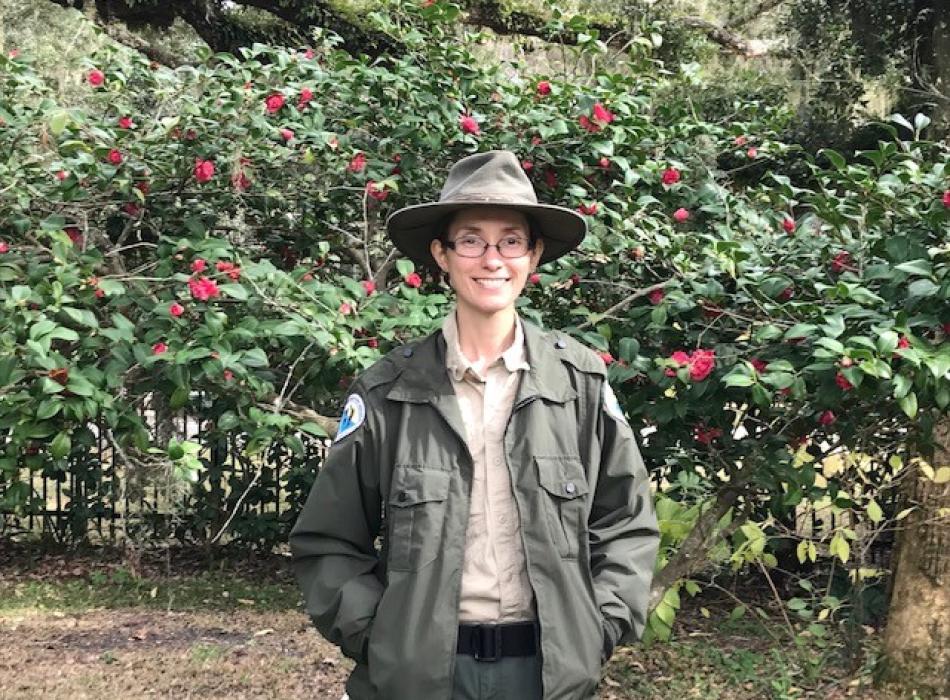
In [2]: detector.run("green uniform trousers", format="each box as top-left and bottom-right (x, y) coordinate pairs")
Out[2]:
(451, 652), (543, 699)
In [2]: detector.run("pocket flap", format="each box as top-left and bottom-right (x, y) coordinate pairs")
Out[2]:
(535, 456), (589, 499)
(389, 467), (451, 507)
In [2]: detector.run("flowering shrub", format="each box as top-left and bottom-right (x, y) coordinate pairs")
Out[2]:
(0, 2), (947, 633)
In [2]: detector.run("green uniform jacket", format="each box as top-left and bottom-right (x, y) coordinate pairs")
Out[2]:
(290, 320), (659, 700)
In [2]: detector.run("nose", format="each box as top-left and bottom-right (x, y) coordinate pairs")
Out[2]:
(480, 244), (505, 268)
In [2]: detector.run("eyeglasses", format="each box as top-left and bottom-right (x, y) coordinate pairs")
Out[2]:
(443, 234), (532, 259)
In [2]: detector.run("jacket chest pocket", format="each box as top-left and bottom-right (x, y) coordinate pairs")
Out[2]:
(387, 466), (451, 572)
(535, 456), (589, 559)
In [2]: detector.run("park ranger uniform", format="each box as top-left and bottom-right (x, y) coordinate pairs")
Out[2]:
(290, 317), (659, 700)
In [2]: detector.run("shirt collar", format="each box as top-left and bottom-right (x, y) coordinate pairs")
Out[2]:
(441, 308), (530, 381)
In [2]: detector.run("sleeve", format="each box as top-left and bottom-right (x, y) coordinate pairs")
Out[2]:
(588, 380), (660, 663)
(289, 384), (384, 664)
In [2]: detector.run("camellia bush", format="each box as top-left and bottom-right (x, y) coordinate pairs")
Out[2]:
(1, 0), (948, 646)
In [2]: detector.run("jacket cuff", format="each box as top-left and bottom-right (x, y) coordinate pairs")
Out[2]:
(601, 616), (623, 664)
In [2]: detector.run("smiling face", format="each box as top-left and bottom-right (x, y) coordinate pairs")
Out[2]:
(429, 207), (544, 320)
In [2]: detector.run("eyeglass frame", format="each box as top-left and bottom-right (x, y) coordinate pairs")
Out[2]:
(436, 214), (540, 260)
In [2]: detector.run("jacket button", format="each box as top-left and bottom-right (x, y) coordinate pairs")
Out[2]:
(403, 347), (414, 358)
(398, 490), (409, 502)
(564, 482), (576, 495)
(555, 338), (566, 349)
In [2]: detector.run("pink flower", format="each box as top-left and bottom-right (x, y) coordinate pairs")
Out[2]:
(598, 351), (614, 365)
(577, 202), (599, 216)
(194, 159), (214, 183)
(368, 338), (379, 349)
(818, 410), (837, 426)
(118, 116), (134, 129)
(169, 302), (184, 317)
(782, 217), (796, 234)
(779, 286), (794, 301)
(673, 208), (690, 223)
(459, 114), (480, 135)
(134, 181), (150, 195)
(537, 80), (551, 95)
(529, 273), (541, 285)
(215, 261), (234, 272)
(152, 342), (168, 355)
(107, 149), (123, 165)
(188, 276), (220, 301)
(122, 203), (141, 217)
(734, 135), (748, 146)
(65, 227), (83, 245)
(592, 103), (614, 125)
(831, 251), (852, 273)
(689, 349), (716, 381)
(747, 147), (758, 159)
(599, 157), (611, 170)
(578, 115), (600, 133)
(835, 372), (853, 391)
(8, 49), (18, 59)
(223, 370), (234, 381)
(280, 128), (295, 142)
(94, 288), (105, 298)
(348, 152), (367, 173)
(231, 170), (251, 191)
(943, 190), (950, 208)
(298, 88), (313, 109)
(897, 336), (911, 349)
(339, 302), (353, 315)
(521, 160), (534, 172)
(55, 170), (68, 181)
(531, 135), (543, 146)
(404, 272), (422, 288)
(670, 351), (691, 366)
(0, 242), (8, 254)
(303, 48), (315, 59)
(366, 180), (388, 201)
(191, 259), (207, 273)
(750, 358), (768, 374)
(544, 169), (558, 188)
(265, 93), (285, 113)
(661, 167), (680, 185)
(649, 289), (665, 305)
(361, 279), (376, 295)
(87, 69), (104, 87)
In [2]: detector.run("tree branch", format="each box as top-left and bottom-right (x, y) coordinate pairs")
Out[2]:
(725, 0), (789, 30)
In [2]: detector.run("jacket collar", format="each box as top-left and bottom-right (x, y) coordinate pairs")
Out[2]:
(386, 319), (577, 405)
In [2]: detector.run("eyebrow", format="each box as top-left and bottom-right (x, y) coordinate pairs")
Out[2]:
(455, 225), (528, 235)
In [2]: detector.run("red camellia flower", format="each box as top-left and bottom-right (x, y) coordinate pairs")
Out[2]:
(750, 358), (769, 374)
(348, 152), (367, 173)
(531, 135), (543, 146)
(191, 258), (207, 273)
(693, 424), (723, 445)
(577, 202), (598, 216)
(529, 273), (541, 285)
(661, 167), (681, 185)
(459, 114), (480, 135)
(122, 203), (141, 217)
(65, 227), (83, 245)
(304, 48), (315, 59)
(152, 342), (168, 355)
(778, 286), (795, 302)
(521, 160), (534, 172)
(404, 272), (422, 288)
(169, 302), (185, 317)
(835, 372), (854, 391)
(280, 128), (295, 142)
(818, 410), (837, 426)
(94, 287), (105, 298)
(134, 181), (150, 195)
(188, 276), (220, 301)
(592, 102), (614, 125)
(215, 260), (233, 272)
(298, 88), (313, 109)
(368, 338), (379, 349)
(831, 250), (852, 273)
(107, 149), (123, 165)
(194, 159), (215, 183)
(897, 336), (911, 349)
(339, 302), (353, 316)
(747, 147), (758, 159)
(673, 208), (690, 223)
(943, 190), (950, 208)
(649, 289), (665, 305)
(265, 93), (285, 113)
(0, 242), (8, 254)
(782, 217), (796, 234)
(689, 349), (716, 381)
(118, 116), (134, 129)
(537, 80), (551, 95)
(578, 115), (599, 133)
(599, 157), (611, 170)
(359, 279), (376, 296)
(55, 170), (68, 181)
(231, 170), (251, 191)
(87, 69), (104, 87)
(671, 351), (691, 366)
(569, 273), (581, 287)
(598, 351), (615, 365)
(734, 135), (748, 146)
(366, 180), (388, 201)
(223, 370), (234, 381)
(544, 169), (558, 188)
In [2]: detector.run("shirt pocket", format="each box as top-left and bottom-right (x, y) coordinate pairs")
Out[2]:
(387, 466), (451, 571)
(535, 456), (590, 559)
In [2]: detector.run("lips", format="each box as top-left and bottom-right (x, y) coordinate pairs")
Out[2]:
(474, 278), (509, 288)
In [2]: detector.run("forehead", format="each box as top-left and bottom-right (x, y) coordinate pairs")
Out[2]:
(448, 206), (530, 233)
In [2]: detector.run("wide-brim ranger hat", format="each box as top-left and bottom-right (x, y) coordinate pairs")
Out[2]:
(386, 150), (587, 268)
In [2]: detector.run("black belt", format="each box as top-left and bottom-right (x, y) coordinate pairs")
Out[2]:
(456, 621), (538, 662)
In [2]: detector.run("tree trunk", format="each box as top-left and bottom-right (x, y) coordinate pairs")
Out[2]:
(878, 417), (950, 697)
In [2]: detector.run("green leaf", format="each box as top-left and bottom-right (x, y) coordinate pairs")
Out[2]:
(893, 260), (932, 276)
(618, 337), (639, 363)
(396, 259), (415, 277)
(898, 392), (918, 419)
(907, 279), (938, 297)
(220, 284), (248, 301)
(50, 431), (71, 459)
(36, 398), (61, 420)
(866, 499), (883, 524)
(892, 374), (913, 399)
(299, 422), (327, 437)
(784, 324), (817, 341)
(62, 306), (99, 328)
(240, 348), (269, 368)
(217, 411), (240, 431)
(49, 110), (70, 136)
(876, 331), (898, 355)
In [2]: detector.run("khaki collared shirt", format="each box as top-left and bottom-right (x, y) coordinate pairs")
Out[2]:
(442, 310), (536, 623)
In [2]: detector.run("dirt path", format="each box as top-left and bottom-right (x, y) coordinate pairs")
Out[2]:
(0, 608), (351, 699)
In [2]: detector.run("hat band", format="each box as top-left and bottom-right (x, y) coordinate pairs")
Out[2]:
(440, 193), (539, 205)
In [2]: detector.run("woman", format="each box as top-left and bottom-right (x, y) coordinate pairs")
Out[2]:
(290, 150), (659, 700)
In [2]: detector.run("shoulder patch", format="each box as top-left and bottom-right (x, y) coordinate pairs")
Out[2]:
(603, 382), (629, 426)
(334, 393), (366, 443)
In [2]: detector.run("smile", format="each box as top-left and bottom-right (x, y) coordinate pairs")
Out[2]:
(473, 278), (509, 288)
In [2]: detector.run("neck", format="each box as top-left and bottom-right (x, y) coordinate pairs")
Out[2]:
(454, 305), (517, 366)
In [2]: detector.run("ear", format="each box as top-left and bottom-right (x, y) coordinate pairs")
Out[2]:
(430, 238), (449, 272)
(529, 238), (545, 271)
